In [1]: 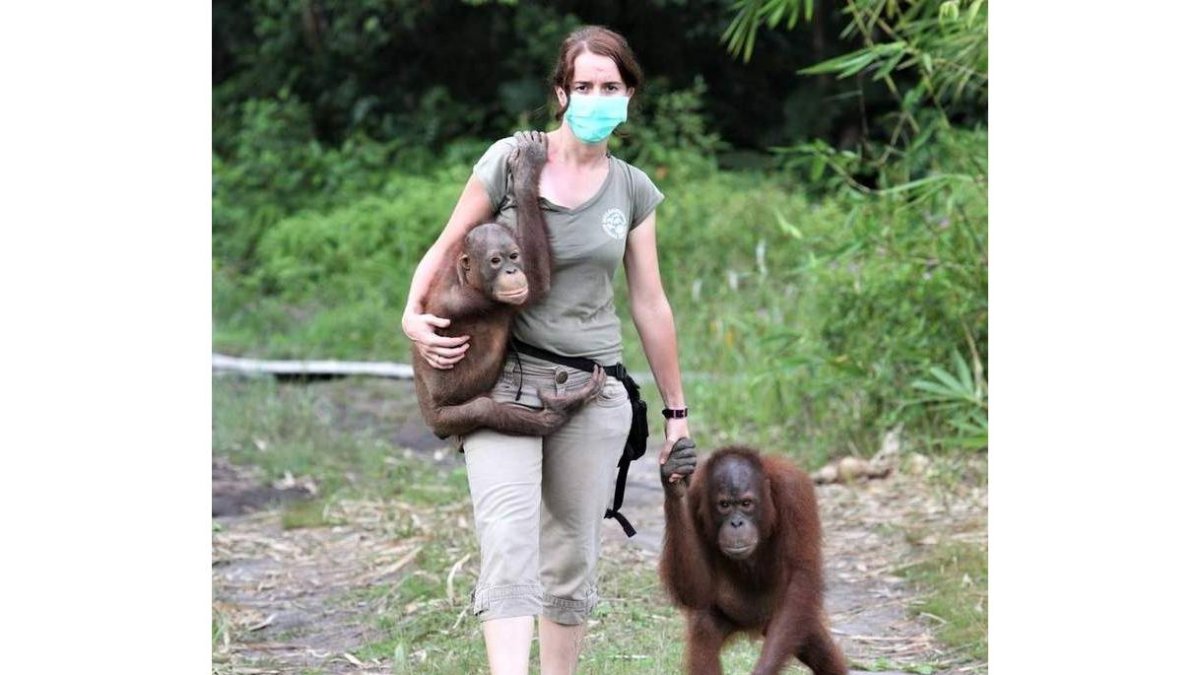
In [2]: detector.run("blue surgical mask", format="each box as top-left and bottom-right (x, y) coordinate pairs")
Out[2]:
(563, 94), (629, 144)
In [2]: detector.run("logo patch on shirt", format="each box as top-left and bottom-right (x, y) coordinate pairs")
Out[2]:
(600, 208), (628, 239)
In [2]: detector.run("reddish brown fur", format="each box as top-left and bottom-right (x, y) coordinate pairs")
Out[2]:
(659, 445), (848, 675)
(413, 132), (602, 439)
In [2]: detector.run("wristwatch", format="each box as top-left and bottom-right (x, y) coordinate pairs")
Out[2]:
(661, 407), (688, 419)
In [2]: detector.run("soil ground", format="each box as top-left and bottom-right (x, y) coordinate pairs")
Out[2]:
(212, 377), (987, 674)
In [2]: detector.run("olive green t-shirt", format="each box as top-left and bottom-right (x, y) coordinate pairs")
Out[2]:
(472, 137), (665, 366)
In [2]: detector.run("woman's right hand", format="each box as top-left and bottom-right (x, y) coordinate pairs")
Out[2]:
(403, 310), (470, 370)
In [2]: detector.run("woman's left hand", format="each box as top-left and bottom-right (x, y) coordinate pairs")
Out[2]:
(659, 417), (692, 484)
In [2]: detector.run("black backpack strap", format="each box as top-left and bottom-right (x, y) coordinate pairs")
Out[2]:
(605, 373), (647, 539)
(605, 456), (636, 537)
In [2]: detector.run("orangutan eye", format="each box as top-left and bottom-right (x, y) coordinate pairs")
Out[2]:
(509, 252), (519, 260)
(741, 499), (752, 508)
(490, 257), (501, 265)
(718, 500), (729, 509)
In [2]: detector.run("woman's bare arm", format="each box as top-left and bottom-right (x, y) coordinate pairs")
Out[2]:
(624, 211), (691, 468)
(402, 174), (496, 369)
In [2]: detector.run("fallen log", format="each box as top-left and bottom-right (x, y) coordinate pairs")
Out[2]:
(212, 353), (414, 380)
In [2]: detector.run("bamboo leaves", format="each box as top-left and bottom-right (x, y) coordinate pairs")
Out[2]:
(908, 350), (988, 450)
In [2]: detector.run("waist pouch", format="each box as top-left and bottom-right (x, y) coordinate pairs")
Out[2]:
(511, 339), (647, 537)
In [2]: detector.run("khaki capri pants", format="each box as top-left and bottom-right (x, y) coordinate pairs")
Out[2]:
(462, 352), (631, 625)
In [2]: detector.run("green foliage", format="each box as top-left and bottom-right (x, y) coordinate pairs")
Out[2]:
(214, 0), (891, 160)
(212, 0), (987, 459)
(907, 349), (987, 450)
(731, 0), (988, 190)
(611, 144), (984, 458)
(255, 178), (460, 301)
(802, 0), (987, 186)
(612, 77), (725, 182)
(212, 93), (416, 263)
(214, 0), (573, 149)
(213, 138), (478, 358)
(729, 0), (988, 109)
(710, 0), (987, 454)
(723, 0), (814, 63)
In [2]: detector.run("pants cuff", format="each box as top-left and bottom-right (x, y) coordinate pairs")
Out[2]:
(541, 588), (599, 625)
(472, 583), (544, 621)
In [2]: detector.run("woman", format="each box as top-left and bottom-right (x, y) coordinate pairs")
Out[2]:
(401, 26), (689, 675)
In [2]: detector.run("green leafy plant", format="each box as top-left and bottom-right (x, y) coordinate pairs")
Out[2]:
(714, 0), (987, 454)
(611, 76), (725, 183)
(212, 93), (410, 264)
(723, 0), (816, 64)
(724, 0), (987, 191)
(908, 348), (987, 450)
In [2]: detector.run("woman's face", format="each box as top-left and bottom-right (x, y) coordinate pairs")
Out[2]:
(557, 50), (633, 108)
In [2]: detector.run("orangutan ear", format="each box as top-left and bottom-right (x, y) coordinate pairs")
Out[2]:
(457, 253), (471, 285)
(760, 476), (777, 539)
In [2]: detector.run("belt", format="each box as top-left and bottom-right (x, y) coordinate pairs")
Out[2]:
(510, 338), (626, 379)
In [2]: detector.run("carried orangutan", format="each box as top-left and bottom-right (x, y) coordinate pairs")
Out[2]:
(413, 131), (603, 438)
(658, 440), (848, 675)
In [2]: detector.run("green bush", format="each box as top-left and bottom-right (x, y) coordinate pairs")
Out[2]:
(255, 177), (460, 301)
(612, 76), (725, 184)
(212, 93), (438, 264)
(214, 163), (471, 359)
(614, 146), (985, 459)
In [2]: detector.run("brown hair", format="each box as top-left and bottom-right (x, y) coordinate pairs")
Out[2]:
(550, 26), (643, 122)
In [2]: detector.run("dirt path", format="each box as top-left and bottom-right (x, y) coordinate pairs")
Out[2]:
(213, 378), (986, 674)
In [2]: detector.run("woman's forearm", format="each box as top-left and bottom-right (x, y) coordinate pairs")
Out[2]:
(631, 294), (686, 409)
(404, 247), (444, 316)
